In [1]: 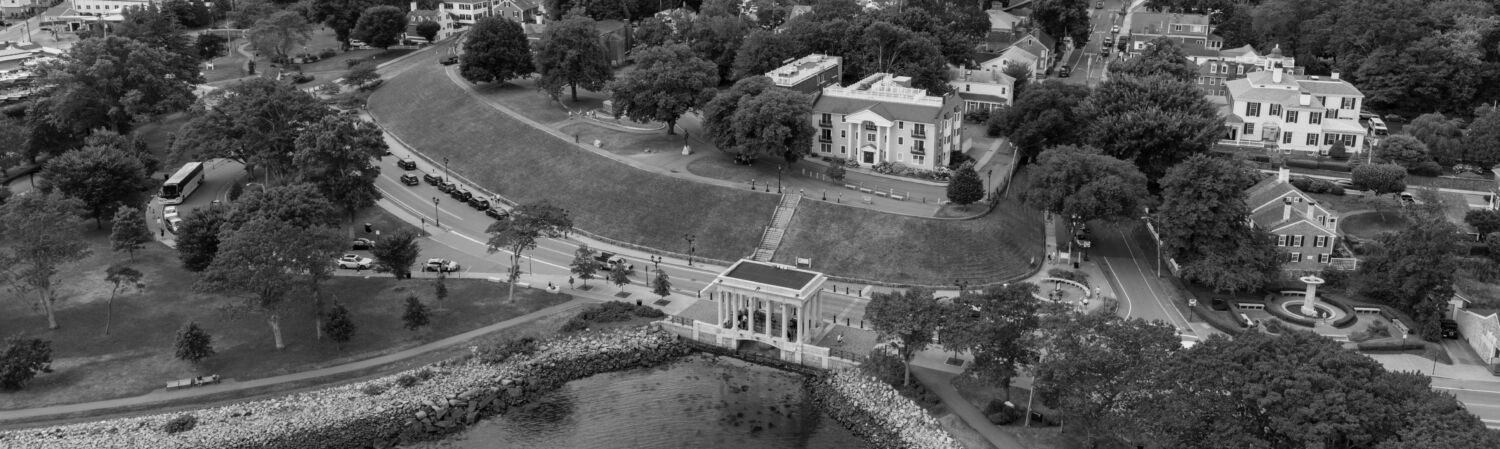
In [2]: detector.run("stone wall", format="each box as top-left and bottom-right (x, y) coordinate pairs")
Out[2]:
(806, 370), (962, 449)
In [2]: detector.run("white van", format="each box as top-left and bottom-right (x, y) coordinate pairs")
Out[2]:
(166, 217), (184, 234)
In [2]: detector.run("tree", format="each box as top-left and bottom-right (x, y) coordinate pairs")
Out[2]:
(701, 77), (815, 161)
(196, 33), (228, 60)
(1406, 112), (1467, 166)
(40, 145), (147, 229)
(1107, 37), (1199, 83)
(224, 183), (340, 231)
(854, 23), (950, 95)
(945, 283), (1050, 400)
(114, 3), (198, 71)
(486, 201), (573, 302)
(1177, 226), (1281, 297)
(703, 76), (775, 152)
(34, 36), (201, 134)
(1080, 75), (1223, 181)
(102, 264), (143, 337)
(1466, 210), (1500, 239)
(0, 338), (53, 391)
(351, 5), (408, 49)
(284, 225), (345, 341)
(110, 205), (152, 260)
(1002, 62), (1031, 102)
(570, 244), (599, 287)
(171, 78), (331, 181)
(1462, 106), (1500, 169)
(371, 229), (421, 279)
(1156, 154), (1260, 264)
(176, 206), (230, 271)
(1328, 139), (1349, 160)
(685, 15), (751, 81)
(415, 21), (442, 42)
(402, 295), (430, 331)
(195, 218), (334, 350)
(866, 288), (946, 386)
(652, 270), (671, 298)
(634, 17), (676, 47)
(308, 0), (374, 45)
(605, 44), (718, 135)
(1374, 134), (1433, 169)
(248, 11), (313, 59)
(1352, 163), (1408, 198)
(0, 193), (91, 329)
(1031, 0), (1091, 46)
(173, 322), (215, 365)
(1035, 312), (1178, 446)
(990, 82), (1091, 163)
(166, 0), (215, 27)
(322, 302), (356, 348)
(731, 30), (805, 81)
(1358, 209), (1461, 338)
(434, 274), (448, 301)
(460, 17), (535, 83)
(1023, 145), (1151, 223)
(609, 262), (630, 291)
(228, 0), (279, 29)
(533, 15), (615, 102)
(292, 112), (387, 223)
(343, 61), (380, 86)
(946, 164), (985, 208)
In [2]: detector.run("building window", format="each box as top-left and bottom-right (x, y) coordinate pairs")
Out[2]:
(820, 143), (831, 153)
(1307, 133), (1319, 145)
(1270, 104), (1282, 117)
(1237, 65), (1244, 74)
(1244, 123), (1255, 135)
(1283, 131), (1293, 144)
(1209, 65), (1217, 74)
(840, 146), (846, 154)
(1288, 252), (1302, 262)
(867, 133), (876, 142)
(913, 124), (926, 137)
(1318, 253), (1330, 264)
(840, 130), (846, 138)
(1342, 134), (1355, 146)
(819, 129), (831, 142)
(914, 140), (926, 154)
(1309, 112), (1322, 124)
(1246, 102), (1261, 117)
(1295, 235), (1305, 247)
(1341, 97), (1355, 109)
(1286, 110), (1298, 123)
(1277, 235), (1288, 246)
(913, 155), (925, 164)
(898, 137), (903, 145)
(965, 84), (971, 92)
(1313, 236), (1327, 247)
(1327, 109), (1339, 119)
(863, 122), (877, 131)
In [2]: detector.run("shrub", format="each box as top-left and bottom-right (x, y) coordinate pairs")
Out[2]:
(318, 49), (337, 59)
(984, 111), (1005, 137)
(825, 159), (846, 182)
(358, 383), (388, 396)
(1409, 160), (1444, 177)
(963, 109), (990, 124)
(161, 414), (197, 434)
(1328, 141), (1349, 160)
(559, 301), (662, 332)
(1046, 268), (1089, 286)
(1328, 185), (1345, 195)
(414, 368), (436, 381)
(1357, 336), (1426, 351)
(984, 399), (1021, 425)
(1264, 302), (1317, 327)
(1319, 267), (1352, 289)
(395, 373), (418, 387)
(843, 158), (860, 168)
(1264, 319), (1286, 334)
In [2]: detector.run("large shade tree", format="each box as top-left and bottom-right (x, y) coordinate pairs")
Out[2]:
(224, 182), (341, 231)
(944, 283), (1051, 400)
(171, 78), (331, 181)
(0, 193), (91, 330)
(604, 43), (718, 135)
(247, 10), (314, 59)
(1079, 74), (1223, 181)
(195, 218), (342, 350)
(989, 82), (1091, 163)
(1023, 145), (1151, 224)
(351, 5), (409, 49)
(1107, 37), (1199, 83)
(702, 76), (815, 162)
(866, 288), (947, 386)
(1155, 154), (1262, 264)
(33, 36), (201, 134)
(40, 145), (148, 229)
(533, 14), (614, 102)
(1357, 208), (1462, 339)
(1035, 312), (1179, 446)
(486, 201), (573, 303)
(460, 17), (535, 83)
(292, 112), (388, 223)
(307, 0), (375, 46)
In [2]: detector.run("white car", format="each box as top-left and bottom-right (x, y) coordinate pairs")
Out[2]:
(163, 206), (178, 220)
(1111, 25), (1120, 34)
(423, 258), (461, 272)
(166, 217), (183, 234)
(338, 254), (373, 270)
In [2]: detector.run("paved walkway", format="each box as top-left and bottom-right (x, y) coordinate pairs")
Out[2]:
(911, 365), (1027, 449)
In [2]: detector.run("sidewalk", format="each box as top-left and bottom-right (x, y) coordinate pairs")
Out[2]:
(911, 365), (1027, 449)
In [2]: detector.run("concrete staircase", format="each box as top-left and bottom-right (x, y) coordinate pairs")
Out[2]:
(752, 194), (801, 262)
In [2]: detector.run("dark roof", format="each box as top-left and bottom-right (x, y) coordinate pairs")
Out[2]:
(812, 93), (959, 124)
(595, 20), (626, 35)
(724, 261), (818, 290)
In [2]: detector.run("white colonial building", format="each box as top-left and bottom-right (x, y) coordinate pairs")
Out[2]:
(949, 65), (1014, 114)
(810, 73), (963, 170)
(1223, 68), (1367, 154)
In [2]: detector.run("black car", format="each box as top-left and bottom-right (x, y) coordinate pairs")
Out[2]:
(468, 197), (490, 210)
(1210, 298), (1230, 311)
(440, 55), (459, 66)
(436, 182), (455, 193)
(1441, 319), (1460, 339)
(451, 189), (473, 202)
(423, 173), (442, 185)
(397, 159), (417, 170)
(1057, 66), (1071, 78)
(400, 174), (420, 186)
(485, 208), (509, 220)
(351, 238), (375, 250)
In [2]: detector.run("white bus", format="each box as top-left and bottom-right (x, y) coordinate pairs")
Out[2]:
(160, 162), (205, 205)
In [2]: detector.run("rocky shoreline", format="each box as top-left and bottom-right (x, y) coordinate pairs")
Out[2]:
(807, 370), (961, 449)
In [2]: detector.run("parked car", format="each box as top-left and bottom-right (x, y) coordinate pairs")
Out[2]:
(337, 254), (373, 269)
(1441, 319), (1460, 339)
(166, 217), (183, 234)
(593, 251), (634, 273)
(468, 197), (490, 210)
(423, 258), (461, 272)
(1057, 66), (1071, 78)
(450, 189), (473, 202)
(1210, 297), (1230, 311)
(440, 55), (459, 66)
(423, 173), (442, 185)
(436, 182), (455, 194)
(352, 238), (375, 250)
(485, 208), (509, 221)
(1111, 25), (1120, 34)
(397, 159), (417, 170)
(400, 174), (420, 186)
(163, 206), (179, 220)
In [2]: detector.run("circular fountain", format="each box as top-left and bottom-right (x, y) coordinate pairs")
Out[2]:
(1281, 275), (1344, 322)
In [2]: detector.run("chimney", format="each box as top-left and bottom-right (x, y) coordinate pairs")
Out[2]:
(1277, 167), (1290, 183)
(1272, 67), (1283, 83)
(1299, 93), (1310, 106)
(1331, 72), (1340, 80)
(1306, 201), (1317, 221)
(1283, 197), (1293, 221)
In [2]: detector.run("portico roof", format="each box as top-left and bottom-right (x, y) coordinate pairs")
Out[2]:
(724, 261), (818, 291)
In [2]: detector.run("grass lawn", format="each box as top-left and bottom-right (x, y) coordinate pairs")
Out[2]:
(367, 59), (778, 262)
(202, 38), (253, 84)
(0, 228), (569, 410)
(1339, 211), (1410, 240)
(771, 198), (1044, 284)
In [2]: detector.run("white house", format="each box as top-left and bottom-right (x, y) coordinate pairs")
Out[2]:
(1222, 68), (1367, 154)
(65, 0), (147, 18)
(982, 31), (1052, 80)
(948, 66), (1013, 114)
(810, 73), (963, 170)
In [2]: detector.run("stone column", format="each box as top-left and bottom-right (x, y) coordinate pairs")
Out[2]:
(748, 297), (755, 334)
(781, 302), (789, 340)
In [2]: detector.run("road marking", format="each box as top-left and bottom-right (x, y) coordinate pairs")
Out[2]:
(1116, 228), (1196, 336)
(1099, 257), (1134, 318)
(1434, 385), (1500, 395)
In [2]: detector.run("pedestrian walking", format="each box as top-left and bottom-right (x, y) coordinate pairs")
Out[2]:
(568, 277), (575, 289)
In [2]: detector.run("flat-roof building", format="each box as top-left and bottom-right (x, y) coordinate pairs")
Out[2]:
(764, 54), (843, 94)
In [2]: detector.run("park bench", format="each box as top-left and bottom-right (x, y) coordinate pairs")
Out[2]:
(166, 374), (221, 391)
(796, 257), (812, 268)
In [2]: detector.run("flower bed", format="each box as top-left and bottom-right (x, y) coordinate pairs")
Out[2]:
(807, 370), (961, 449)
(0, 328), (691, 449)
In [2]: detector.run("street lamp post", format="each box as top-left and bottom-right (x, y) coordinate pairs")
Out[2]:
(432, 197), (440, 227)
(442, 157), (450, 182)
(777, 165), (784, 193)
(648, 255), (662, 277)
(683, 234), (696, 267)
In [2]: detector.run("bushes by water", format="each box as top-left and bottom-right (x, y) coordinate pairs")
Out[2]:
(560, 301), (666, 332)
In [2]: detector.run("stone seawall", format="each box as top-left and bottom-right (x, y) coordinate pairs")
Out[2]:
(806, 370), (961, 449)
(0, 328), (690, 449)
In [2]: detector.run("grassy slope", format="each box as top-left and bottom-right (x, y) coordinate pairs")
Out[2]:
(367, 64), (777, 261)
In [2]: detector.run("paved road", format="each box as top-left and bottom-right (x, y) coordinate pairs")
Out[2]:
(1433, 380), (1500, 429)
(1090, 221), (1198, 338)
(1055, 0), (1128, 88)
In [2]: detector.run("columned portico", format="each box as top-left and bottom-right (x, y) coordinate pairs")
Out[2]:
(701, 259), (829, 346)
